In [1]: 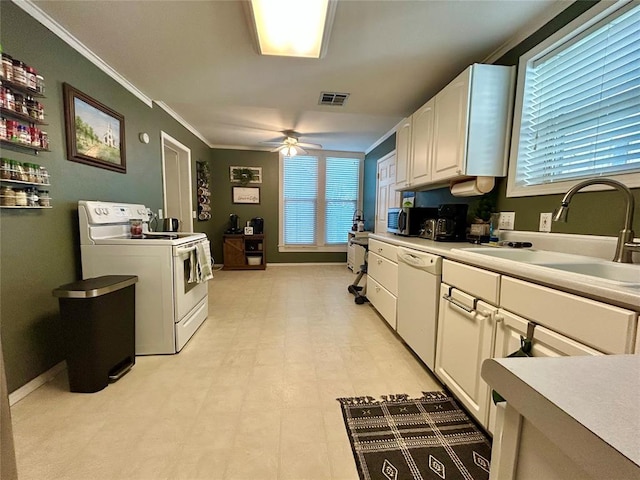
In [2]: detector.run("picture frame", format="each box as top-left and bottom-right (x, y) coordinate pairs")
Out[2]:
(63, 83), (126, 173)
(230, 166), (262, 184)
(232, 186), (260, 204)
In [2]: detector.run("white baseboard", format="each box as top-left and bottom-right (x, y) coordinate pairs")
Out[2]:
(9, 361), (66, 406)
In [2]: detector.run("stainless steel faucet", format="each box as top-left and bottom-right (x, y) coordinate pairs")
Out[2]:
(553, 178), (639, 263)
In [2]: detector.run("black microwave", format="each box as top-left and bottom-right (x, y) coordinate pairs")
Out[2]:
(387, 207), (438, 236)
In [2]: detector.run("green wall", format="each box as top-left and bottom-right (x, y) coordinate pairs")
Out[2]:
(363, 135), (396, 230)
(0, 2), (211, 392)
(205, 149), (346, 264)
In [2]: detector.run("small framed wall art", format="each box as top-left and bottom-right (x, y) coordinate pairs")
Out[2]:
(63, 83), (126, 173)
(230, 166), (262, 184)
(232, 186), (260, 204)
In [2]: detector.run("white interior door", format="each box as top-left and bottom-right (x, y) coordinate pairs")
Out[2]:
(375, 152), (400, 233)
(161, 132), (193, 232)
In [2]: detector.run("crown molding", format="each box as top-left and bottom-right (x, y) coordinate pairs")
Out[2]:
(153, 102), (211, 146)
(12, 0), (153, 107)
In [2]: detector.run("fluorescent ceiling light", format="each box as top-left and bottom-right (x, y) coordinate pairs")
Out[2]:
(249, 0), (335, 58)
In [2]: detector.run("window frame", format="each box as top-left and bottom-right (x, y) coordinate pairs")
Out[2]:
(278, 150), (364, 253)
(506, 0), (640, 198)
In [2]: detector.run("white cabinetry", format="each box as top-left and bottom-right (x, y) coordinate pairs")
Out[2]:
(394, 64), (514, 191)
(409, 98), (435, 186)
(394, 118), (411, 190)
(367, 239), (398, 329)
(435, 260), (501, 427)
(432, 64), (515, 183)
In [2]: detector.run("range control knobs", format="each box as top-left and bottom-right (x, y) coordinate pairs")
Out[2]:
(94, 208), (102, 215)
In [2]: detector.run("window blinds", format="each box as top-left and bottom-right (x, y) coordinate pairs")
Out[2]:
(514, 3), (640, 187)
(283, 156), (318, 244)
(325, 157), (359, 244)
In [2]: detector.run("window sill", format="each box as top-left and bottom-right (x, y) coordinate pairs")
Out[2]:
(278, 245), (347, 253)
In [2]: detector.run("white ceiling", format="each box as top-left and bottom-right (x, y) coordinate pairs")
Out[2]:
(32, 0), (568, 153)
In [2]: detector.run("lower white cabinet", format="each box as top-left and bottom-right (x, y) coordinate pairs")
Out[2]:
(435, 283), (497, 428)
(367, 242), (398, 329)
(487, 308), (603, 433)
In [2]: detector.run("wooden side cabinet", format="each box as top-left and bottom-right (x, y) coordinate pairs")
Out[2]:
(223, 234), (266, 270)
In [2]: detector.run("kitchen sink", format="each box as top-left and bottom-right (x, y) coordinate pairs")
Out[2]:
(536, 262), (640, 285)
(457, 247), (591, 264)
(456, 247), (640, 287)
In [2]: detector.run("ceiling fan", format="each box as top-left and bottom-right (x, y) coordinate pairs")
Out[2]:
(262, 130), (322, 156)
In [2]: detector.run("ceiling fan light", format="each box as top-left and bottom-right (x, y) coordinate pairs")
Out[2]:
(249, 0), (336, 58)
(281, 145), (298, 157)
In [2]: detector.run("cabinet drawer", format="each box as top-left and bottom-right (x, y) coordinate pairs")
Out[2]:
(368, 276), (397, 330)
(368, 251), (398, 295)
(442, 259), (500, 304)
(369, 239), (398, 263)
(500, 276), (637, 354)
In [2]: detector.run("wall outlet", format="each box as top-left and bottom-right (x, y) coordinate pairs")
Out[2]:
(158, 209), (163, 219)
(499, 212), (515, 230)
(539, 212), (552, 232)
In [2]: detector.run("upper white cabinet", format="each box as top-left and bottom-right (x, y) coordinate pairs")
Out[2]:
(395, 63), (515, 191)
(432, 64), (515, 183)
(394, 118), (412, 190)
(410, 98), (435, 186)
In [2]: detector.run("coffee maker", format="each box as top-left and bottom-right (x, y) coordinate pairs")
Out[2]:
(435, 204), (468, 241)
(250, 217), (264, 234)
(224, 213), (242, 234)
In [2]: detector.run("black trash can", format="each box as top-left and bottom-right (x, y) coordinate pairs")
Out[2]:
(53, 275), (137, 393)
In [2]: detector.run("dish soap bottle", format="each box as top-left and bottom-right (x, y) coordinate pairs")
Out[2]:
(489, 213), (501, 245)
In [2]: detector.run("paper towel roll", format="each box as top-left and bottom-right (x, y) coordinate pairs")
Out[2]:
(450, 176), (495, 197)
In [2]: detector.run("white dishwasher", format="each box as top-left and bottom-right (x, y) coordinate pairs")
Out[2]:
(396, 247), (442, 371)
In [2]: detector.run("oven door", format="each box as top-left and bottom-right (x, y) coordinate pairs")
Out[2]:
(173, 242), (208, 322)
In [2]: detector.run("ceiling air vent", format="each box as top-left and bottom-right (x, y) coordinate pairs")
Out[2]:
(319, 92), (349, 106)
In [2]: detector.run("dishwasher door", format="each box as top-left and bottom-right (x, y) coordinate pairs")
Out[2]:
(396, 248), (442, 371)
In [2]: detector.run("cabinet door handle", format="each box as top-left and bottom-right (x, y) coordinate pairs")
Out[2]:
(442, 294), (486, 320)
(377, 259), (383, 265)
(375, 286), (381, 292)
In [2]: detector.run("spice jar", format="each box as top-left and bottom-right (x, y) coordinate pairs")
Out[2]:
(25, 66), (37, 90)
(1, 158), (12, 179)
(39, 131), (49, 150)
(1, 186), (16, 206)
(38, 190), (50, 207)
(14, 188), (27, 206)
(35, 75), (45, 95)
(6, 120), (18, 142)
(12, 60), (26, 85)
(0, 118), (6, 140)
(2, 54), (13, 82)
(38, 166), (50, 184)
(130, 219), (143, 238)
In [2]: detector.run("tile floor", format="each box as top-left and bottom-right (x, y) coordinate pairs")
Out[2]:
(11, 265), (442, 480)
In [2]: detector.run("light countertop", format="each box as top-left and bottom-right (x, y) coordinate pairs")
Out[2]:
(481, 355), (640, 479)
(368, 232), (640, 311)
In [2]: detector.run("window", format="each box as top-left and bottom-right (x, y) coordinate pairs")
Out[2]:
(507, 1), (640, 197)
(280, 152), (363, 252)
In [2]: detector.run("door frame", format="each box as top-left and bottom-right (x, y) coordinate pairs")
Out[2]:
(161, 131), (193, 232)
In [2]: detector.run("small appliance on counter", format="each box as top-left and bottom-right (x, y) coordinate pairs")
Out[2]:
(224, 213), (242, 234)
(387, 207), (438, 236)
(418, 218), (437, 240)
(435, 204), (468, 241)
(162, 217), (180, 232)
(250, 217), (264, 234)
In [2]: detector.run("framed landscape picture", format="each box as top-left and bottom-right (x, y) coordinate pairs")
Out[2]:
(63, 83), (126, 173)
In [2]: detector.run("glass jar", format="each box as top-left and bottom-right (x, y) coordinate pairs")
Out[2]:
(0, 118), (6, 141)
(13, 93), (28, 115)
(35, 75), (45, 95)
(6, 120), (18, 142)
(14, 188), (27, 206)
(130, 219), (143, 238)
(29, 127), (40, 148)
(25, 66), (37, 90)
(12, 60), (26, 85)
(18, 125), (30, 145)
(1, 186), (16, 206)
(38, 190), (50, 207)
(5, 89), (14, 111)
(2, 54), (13, 82)
(1, 158), (12, 179)
(39, 131), (49, 150)
(39, 166), (50, 184)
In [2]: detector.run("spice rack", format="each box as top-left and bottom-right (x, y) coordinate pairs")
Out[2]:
(196, 161), (211, 221)
(1, 160), (51, 208)
(1, 52), (49, 154)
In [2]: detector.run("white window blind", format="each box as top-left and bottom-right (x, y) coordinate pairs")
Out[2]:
(513, 2), (640, 189)
(280, 152), (362, 251)
(283, 155), (318, 245)
(325, 157), (360, 244)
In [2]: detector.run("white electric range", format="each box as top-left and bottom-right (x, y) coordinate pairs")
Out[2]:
(78, 200), (209, 354)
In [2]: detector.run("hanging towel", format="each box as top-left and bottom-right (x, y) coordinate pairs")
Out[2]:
(492, 322), (535, 404)
(188, 248), (198, 284)
(195, 240), (214, 282)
